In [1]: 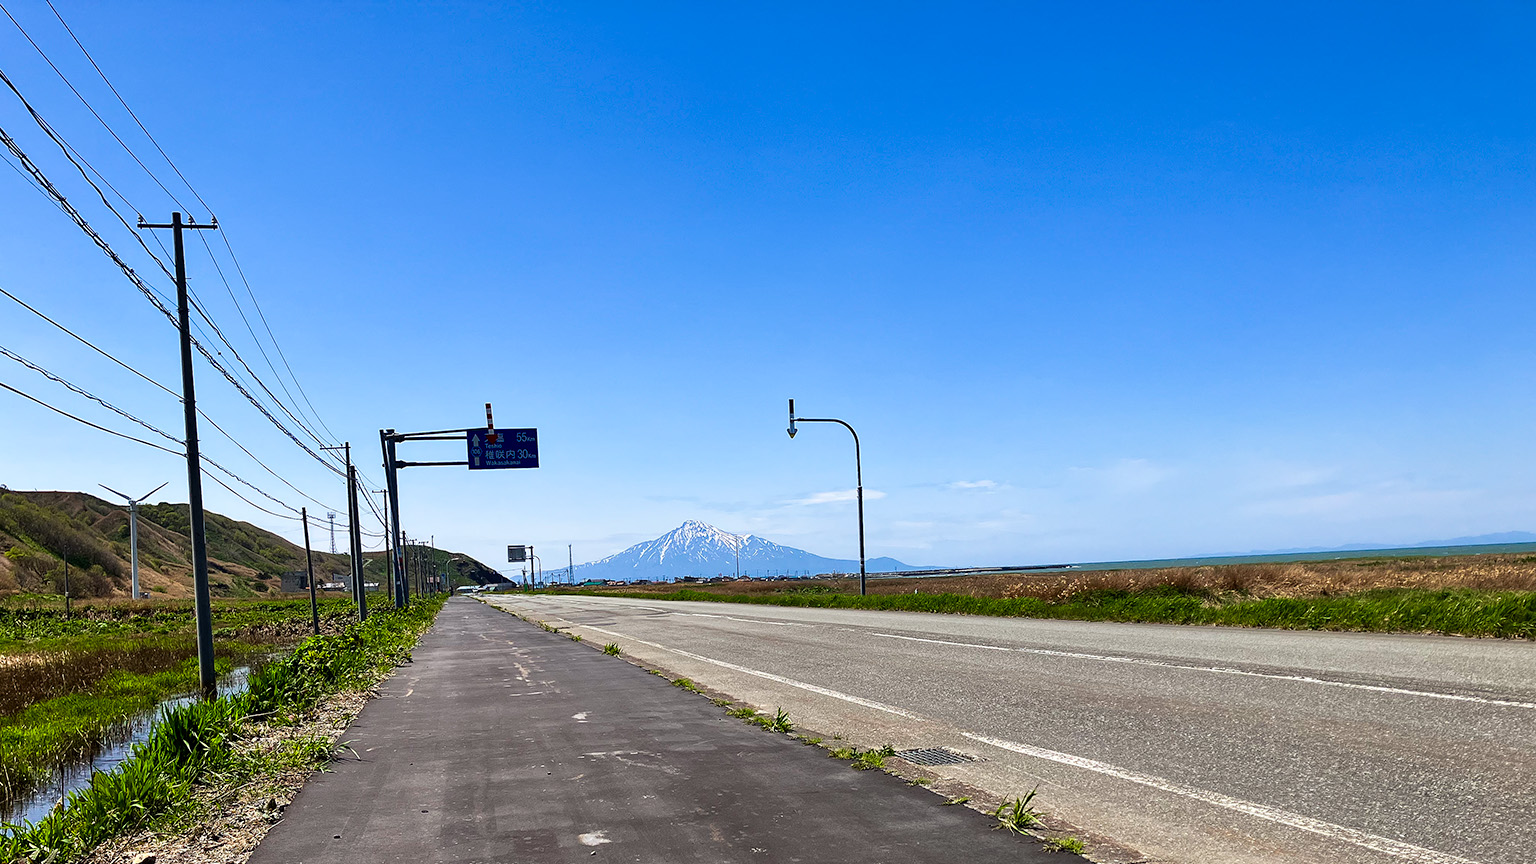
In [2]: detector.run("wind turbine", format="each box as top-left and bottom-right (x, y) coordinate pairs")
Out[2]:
(101, 482), (168, 600)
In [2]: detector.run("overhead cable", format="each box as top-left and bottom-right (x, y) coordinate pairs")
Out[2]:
(0, 378), (179, 455)
(0, 79), (344, 478)
(0, 1), (193, 213)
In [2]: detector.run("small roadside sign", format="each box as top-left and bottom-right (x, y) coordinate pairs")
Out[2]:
(469, 428), (539, 470)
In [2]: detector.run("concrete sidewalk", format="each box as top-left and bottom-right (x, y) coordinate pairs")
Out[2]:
(248, 597), (1066, 863)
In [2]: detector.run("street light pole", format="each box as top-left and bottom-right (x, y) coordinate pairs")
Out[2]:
(786, 399), (868, 596)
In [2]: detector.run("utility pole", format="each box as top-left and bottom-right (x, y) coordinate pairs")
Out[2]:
(101, 481), (167, 601)
(140, 212), (220, 695)
(568, 544), (573, 585)
(62, 557), (69, 614)
(347, 460), (365, 619)
(302, 506), (319, 636)
(323, 443), (367, 620)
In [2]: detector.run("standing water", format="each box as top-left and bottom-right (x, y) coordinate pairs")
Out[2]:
(0, 665), (253, 831)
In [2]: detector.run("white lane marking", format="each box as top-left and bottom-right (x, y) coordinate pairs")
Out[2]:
(962, 732), (1482, 864)
(874, 633), (1536, 710)
(578, 830), (611, 846)
(676, 612), (809, 627)
(579, 625), (921, 719)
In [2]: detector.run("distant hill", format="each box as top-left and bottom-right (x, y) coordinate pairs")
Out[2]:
(0, 489), (500, 599)
(568, 520), (919, 583)
(1254, 531), (1536, 555)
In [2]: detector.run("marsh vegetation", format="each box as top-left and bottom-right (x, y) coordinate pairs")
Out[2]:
(0, 596), (365, 816)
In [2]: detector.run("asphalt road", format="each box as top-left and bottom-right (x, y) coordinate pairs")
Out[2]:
(483, 594), (1536, 864)
(250, 598), (1062, 863)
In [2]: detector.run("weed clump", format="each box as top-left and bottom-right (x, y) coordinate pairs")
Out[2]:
(601, 642), (621, 656)
(1044, 836), (1084, 854)
(992, 788), (1043, 833)
(829, 743), (895, 770)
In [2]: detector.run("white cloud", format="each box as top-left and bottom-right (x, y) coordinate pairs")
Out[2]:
(946, 480), (998, 490)
(791, 489), (887, 506)
(1069, 458), (1174, 494)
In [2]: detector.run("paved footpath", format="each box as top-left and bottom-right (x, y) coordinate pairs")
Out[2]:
(248, 597), (1062, 863)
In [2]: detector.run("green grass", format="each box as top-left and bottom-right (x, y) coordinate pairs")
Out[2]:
(548, 586), (1536, 638)
(1044, 836), (1085, 854)
(0, 596), (444, 861)
(601, 642), (621, 656)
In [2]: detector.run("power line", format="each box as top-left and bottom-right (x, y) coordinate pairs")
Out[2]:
(0, 1), (193, 213)
(0, 283), (346, 513)
(0, 75), (345, 479)
(0, 378), (179, 455)
(43, 0), (214, 217)
(0, 344), (330, 519)
(0, 283), (178, 397)
(0, 64), (368, 530)
(1, 5), (347, 459)
(210, 230), (343, 445)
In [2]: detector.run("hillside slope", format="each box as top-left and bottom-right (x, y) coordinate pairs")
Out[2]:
(0, 490), (498, 599)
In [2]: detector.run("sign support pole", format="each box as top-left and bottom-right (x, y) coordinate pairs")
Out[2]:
(381, 429), (406, 608)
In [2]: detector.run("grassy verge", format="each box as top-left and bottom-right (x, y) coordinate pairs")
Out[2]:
(543, 586), (1536, 638)
(0, 595), (444, 862)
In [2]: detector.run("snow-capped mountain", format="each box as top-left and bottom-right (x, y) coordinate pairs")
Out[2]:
(567, 520), (917, 583)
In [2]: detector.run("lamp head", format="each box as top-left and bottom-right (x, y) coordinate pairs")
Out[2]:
(787, 398), (797, 438)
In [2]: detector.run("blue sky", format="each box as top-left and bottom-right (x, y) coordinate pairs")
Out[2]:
(2, 2), (1536, 571)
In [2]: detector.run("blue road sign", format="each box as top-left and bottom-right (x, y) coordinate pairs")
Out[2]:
(468, 428), (539, 470)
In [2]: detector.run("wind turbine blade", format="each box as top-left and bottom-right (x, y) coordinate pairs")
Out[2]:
(99, 484), (130, 501)
(139, 481), (169, 501)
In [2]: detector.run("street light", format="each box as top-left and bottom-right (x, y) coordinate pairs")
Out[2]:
(786, 399), (868, 596)
(101, 482), (168, 601)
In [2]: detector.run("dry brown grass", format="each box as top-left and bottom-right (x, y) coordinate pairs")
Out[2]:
(601, 554), (1536, 602)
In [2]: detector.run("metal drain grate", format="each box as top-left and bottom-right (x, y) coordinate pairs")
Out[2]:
(894, 747), (977, 767)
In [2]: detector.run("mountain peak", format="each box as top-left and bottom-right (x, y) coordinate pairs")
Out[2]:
(576, 520), (916, 581)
